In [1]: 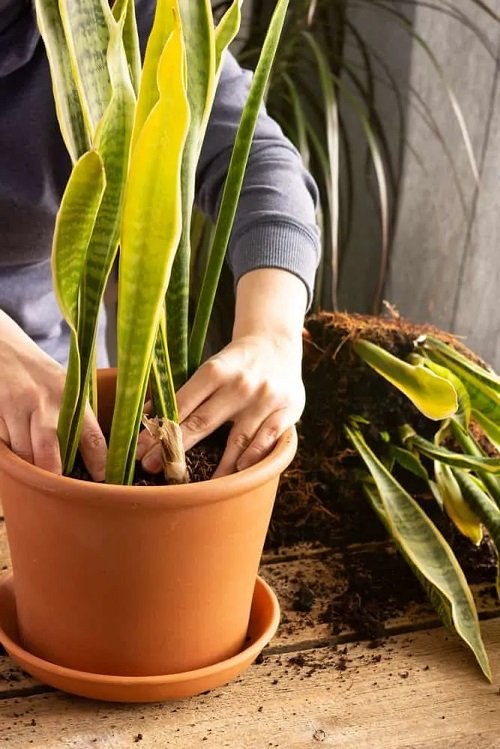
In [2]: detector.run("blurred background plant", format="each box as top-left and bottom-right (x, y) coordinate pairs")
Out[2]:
(210, 0), (500, 332)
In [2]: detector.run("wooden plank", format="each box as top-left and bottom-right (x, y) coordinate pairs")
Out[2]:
(260, 555), (347, 648)
(0, 620), (499, 748)
(0, 659), (40, 697)
(261, 543), (330, 564)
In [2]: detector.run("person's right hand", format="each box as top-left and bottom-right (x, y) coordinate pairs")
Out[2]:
(0, 312), (107, 480)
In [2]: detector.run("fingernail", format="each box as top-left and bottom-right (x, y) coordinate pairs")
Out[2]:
(236, 458), (249, 472)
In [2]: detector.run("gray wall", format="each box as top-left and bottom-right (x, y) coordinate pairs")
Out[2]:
(338, 2), (415, 312)
(385, 0), (500, 369)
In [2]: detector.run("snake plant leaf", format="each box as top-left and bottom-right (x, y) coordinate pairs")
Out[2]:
(107, 16), (190, 484)
(409, 352), (471, 430)
(472, 409), (500, 453)
(363, 482), (489, 676)
(347, 103), (389, 315)
(347, 425), (491, 681)
(282, 73), (310, 168)
(388, 444), (430, 482)
(34, 0), (89, 162)
(453, 469), (500, 597)
(188, 0), (290, 372)
(435, 462), (483, 545)
(419, 335), (500, 389)
(353, 339), (458, 420)
(112, 0), (141, 96)
(419, 337), (500, 423)
(167, 1), (243, 388)
(452, 469), (500, 597)
(166, 0), (217, 388)
(131, 0), (173, 150)
(51, 150), (106, 467)
(303, 31), (340, 312)
(215, 0), (243, 74)
(450, 420), (500, 508)
(403, 429), (500, 474)
(59, 0), (112, 137)
(63, 2), (136, 471)
(150, 311), (179, 422)
(179, 0), (216, 148)
(52, 151), (106, 328)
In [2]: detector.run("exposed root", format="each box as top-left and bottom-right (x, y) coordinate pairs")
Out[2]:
(141, 415), (189, 484)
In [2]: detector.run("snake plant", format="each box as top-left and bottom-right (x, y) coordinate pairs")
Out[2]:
(36, 0), (289, 485)
(346, 333), (500, 680)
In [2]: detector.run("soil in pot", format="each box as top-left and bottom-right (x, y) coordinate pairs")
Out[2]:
(70, 425), (229, 485)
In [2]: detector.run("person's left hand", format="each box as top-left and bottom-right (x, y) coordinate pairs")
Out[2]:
(136, 331), (304, 477)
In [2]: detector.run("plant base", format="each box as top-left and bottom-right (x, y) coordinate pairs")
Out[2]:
(0, 574), (279, 702)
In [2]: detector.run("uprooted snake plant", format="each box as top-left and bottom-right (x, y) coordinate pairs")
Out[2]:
(36, 0), (288, 484)
(346, 332), (500, 680)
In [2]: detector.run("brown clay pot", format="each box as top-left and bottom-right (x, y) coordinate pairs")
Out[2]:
(0, 370), (296, 677)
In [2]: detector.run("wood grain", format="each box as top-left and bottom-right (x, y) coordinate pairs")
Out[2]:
(0, 621), (499, 748)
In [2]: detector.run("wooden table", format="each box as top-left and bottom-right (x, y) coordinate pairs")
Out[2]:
(1, 505), (500, 748)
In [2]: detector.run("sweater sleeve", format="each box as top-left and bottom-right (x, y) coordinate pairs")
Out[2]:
(195, 52), (321, 308)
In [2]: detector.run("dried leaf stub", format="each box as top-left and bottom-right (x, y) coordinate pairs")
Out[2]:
(142, 415), (189, 484)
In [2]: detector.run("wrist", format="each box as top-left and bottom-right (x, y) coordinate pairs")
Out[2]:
(232, 268), (307, 344)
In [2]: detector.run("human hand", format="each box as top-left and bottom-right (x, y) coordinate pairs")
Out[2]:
(137, 268), (308, 478)
(0, 312), (107, 480)
(136, 331), (304, 477)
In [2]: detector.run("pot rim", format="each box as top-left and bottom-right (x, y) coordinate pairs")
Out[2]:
(0, 426), (297, 509)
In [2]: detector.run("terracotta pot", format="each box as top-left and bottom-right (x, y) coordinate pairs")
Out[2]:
(0, 370), (296, 677)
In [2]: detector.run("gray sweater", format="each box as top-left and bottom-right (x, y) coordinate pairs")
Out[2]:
(0, 0), (320, 365)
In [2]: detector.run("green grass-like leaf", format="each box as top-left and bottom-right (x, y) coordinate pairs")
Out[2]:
(188, 0), (291, 372)
(34, 0), (90, 161)
(347, 424), (491, 681)
(51, 150), (106, 468)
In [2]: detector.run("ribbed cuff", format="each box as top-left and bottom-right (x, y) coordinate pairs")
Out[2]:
(228, 220), (320, 309)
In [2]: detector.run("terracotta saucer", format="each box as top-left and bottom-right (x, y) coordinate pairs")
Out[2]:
(0, 574), (280, 702)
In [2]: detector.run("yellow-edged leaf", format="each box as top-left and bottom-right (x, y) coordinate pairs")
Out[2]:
(435, 462), (483, 545)
(347, 424), (491, 681)
(107, 14), (190, 484)
(354, 338), (458, 420)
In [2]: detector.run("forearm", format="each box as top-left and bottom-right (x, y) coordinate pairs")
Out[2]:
(233, 268), (307, 344)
